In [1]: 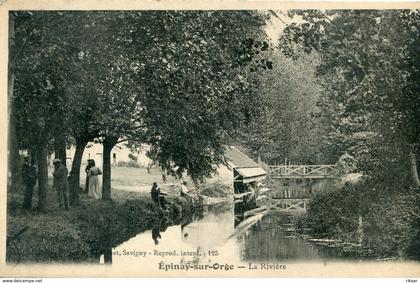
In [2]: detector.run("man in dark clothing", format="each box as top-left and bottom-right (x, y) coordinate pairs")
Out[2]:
(22, 156), (37, 210)
(150, 182), (167, 210)
(53, 158), (70, 210)
(84, 159), (94, 194)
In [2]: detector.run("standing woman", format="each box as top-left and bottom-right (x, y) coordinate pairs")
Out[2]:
(84, 159), (94, 194)
(88, 160), (102, 199)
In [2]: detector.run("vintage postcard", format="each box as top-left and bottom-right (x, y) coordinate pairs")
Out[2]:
(1, 0), (420, 278)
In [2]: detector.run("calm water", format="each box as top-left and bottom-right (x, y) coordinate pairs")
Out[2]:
(100, 202), (372, 266)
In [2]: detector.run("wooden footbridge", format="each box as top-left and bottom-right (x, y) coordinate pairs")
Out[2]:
(228, 147), (338, 218)
(264, 164), (337, 179)
(234, 164), (338, 218)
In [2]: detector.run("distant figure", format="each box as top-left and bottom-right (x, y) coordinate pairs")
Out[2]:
(146, 164), (151, 174)
(52, 158), (69, 210)
(88, 160), (102, 199)
(180, 180), (198, 203)
(180, 180), (194, 202)
(151, 182), (167, 210)
(180, 180), (189, 197)
(84, 159), (94, 194)
(161, 173), (167, 183)
(22, 156), (37, 210)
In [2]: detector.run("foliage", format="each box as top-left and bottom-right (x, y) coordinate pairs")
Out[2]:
(7, 211), (93, 262)
(11, 11), (271, 203)
(298, 181), (420, 259)
(278, 11), (420, 259)
(6, 186), (204, 262)
(279, 10), (420, 183)
(197, 181), (233, 198)
(128, 153), (138, 162)
(363, 190), (420, 258)
(297, 183), (360, 240)
(116, 160), (140, 168)
(236, 49), (330, 164)
(125, 11), (270, 180)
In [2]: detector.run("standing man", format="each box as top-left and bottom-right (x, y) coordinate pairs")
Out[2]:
(22, 156), (37, 210)
(52, 158), (70, 210)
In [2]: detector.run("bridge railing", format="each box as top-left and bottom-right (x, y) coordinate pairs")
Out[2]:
(264, 165), (337, 178)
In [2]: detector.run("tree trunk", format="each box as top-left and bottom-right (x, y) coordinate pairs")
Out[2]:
(410, 148), (420, 188)
(54, 132), (67, 167)
(8, 13), (19, 191)
(36, 142), (48, 212)
(68, 140), (87, 206)
(8, 109), (20, 192)
(357, 214), (364, 245)
(102, 137), (118, 201)
(102, 143), (113, 200)
(103, 247), (112, 264)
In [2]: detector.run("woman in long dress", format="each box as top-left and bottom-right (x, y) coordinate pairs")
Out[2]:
(88, 160), (102, 199)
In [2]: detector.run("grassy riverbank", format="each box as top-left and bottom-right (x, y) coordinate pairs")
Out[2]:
(6, 187), (203, 263)
(294, 181), (420, 260)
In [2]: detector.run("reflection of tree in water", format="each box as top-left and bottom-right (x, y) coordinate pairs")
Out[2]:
(99, 215), (113, 264)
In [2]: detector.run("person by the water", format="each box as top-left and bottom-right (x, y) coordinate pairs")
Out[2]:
(150, 182), (167, 210)
(180, 180), (195, 202)
(180, 180), (189, 197)
(88, 160), (102, 199)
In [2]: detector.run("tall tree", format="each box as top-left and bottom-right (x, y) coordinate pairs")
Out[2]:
(127, 11), (269, 181)
(237, 49), (329, 164)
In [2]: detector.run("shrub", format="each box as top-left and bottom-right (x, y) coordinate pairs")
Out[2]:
(363, 190), (420, 258)
(196, 181), (233, 198)
(7, 215), (92, 263)
(116, 160), (140, 168)
(297, 180), (420, 259)
(299, 182), (360, 240)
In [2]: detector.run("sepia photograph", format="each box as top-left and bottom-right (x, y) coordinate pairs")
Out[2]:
(1, 2), (420, 278)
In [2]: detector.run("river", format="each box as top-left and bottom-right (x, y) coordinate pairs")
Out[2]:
(99, 201), (374, 267)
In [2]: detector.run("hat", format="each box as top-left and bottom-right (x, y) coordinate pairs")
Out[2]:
(52, 158), (61, 164)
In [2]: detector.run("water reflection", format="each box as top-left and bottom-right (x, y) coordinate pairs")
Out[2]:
(101, 200), (373, 266)
(237, 211), (323, 261)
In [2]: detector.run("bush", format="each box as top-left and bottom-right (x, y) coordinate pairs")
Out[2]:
(363, 190), (420, 258)
(298, 182), (360, 241)
(196, 181), (233, 198)
(116, 160), (140, 168)
(7, 215), (92, 263)
(297, 181), (420, 259)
